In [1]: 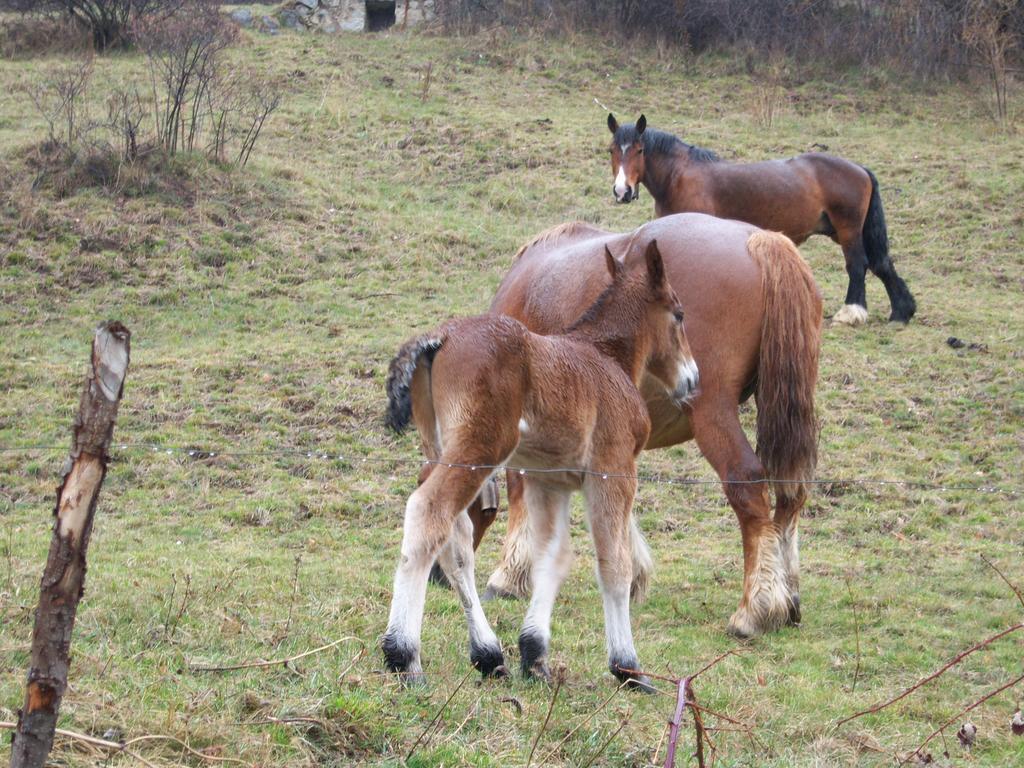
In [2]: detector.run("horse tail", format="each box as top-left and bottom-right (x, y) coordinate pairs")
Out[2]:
(861, 167), (889, 274)
(861, 166), (917, 321)
(746, 231), (823, 502)
(385, 332), (445, 434)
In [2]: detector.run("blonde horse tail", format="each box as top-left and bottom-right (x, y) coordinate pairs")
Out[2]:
(746, 231), (823, 503)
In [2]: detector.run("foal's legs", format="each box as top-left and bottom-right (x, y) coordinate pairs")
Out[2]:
(692, 397), (794, 637)
(583, 474), (653, 691)
(436, 504), (506, 675)
(518, 481), (573, 680)
(383, 463), (504, 683)
(484, 470), (653, 603)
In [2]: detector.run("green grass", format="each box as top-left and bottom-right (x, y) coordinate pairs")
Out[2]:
(1, 20), (1023, 768)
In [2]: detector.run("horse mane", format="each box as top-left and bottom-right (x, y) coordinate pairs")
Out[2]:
(642, 128), (720, 163)
(513, 221), (605, 260)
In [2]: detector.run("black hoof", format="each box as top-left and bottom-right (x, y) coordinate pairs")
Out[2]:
(471, 643), (507, 678)
(519, 631), (549, 681)
(788, 594), (802, 627)
(428, 562), (451, 589)
(610, 658), (656, 694)
(382, 632), (416, 675)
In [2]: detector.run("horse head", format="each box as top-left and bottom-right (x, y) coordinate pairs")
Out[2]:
(605, 239), (699, 404)
(607, 113), (646, 204)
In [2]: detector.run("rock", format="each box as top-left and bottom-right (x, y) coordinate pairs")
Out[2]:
(279, 9), (301, 28)
(295, 0), (318, 9)
(228, 8), (253, 27)
(260, 15), (280, 34)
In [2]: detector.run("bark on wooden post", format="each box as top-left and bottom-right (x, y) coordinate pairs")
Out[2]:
(9, 321), (130, 768)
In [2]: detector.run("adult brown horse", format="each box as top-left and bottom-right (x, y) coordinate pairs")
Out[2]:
(383, 241), (698, 688)
(607, 113), (915, 326)
(478, 213), (823, 639)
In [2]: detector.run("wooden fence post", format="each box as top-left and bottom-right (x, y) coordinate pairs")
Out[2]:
(9, 321), (131, 768)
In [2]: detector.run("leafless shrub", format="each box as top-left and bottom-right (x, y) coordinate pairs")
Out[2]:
(106, 85), (146, 163)
(964, 0), (1018, 123)
(434, 1), (1023, 82)
(22, 58), (95, 149)
(133, 0), (237, 155)
(235, 79), (283, 167)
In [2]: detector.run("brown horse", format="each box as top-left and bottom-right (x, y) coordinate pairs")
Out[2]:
(382, 241), (698, 688)
(607, 113), (915, 326)
(479, 214), (822, 638)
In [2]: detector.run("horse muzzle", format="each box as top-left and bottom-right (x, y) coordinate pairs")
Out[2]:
(671, 359), (700, 405)
(613, 185), (639, 204)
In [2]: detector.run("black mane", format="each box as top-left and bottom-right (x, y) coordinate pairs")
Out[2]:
(613, 124), (720, 163)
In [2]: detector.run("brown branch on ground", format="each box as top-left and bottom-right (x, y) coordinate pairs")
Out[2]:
(980, 554), (1024, 611)
(188, 635), (361, 672)
(0, 721), (251, 767)
(846, 576), (862, 692)
(836, 623), (1024, 727)
(525, 666), (565, 768)
(900, 672), (1024, 766)
(405, 668), (474, 763)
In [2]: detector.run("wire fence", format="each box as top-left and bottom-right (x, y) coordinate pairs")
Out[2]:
(0, 441), (1019, 498)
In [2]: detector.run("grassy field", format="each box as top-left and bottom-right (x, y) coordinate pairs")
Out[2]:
(1, 16), (1023, 768)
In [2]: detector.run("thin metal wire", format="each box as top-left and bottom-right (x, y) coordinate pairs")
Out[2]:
(0, 442), (1018, 496)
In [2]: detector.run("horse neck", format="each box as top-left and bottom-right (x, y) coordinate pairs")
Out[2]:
(567, 288), (650, 384)
(641, 138), (689, 203)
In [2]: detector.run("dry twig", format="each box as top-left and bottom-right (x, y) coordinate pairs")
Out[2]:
(836, 623), (1023, 727)
(188, 635), (361, 672)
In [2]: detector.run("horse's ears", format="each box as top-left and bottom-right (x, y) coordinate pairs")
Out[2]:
(636, 114), (647, 135)
(607, 113), (618, 134)
(604, 245), (623, 282)
(644, 239), (665, 288)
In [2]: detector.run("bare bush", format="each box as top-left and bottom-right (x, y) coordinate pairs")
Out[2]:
(133, 0), (237, 155)
(964, 0), (1018, 123)
(434, 1), (1023, 82)
(23, 58), (95, 149)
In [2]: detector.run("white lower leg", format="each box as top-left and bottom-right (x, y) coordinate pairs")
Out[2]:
(519, 511), (570, 677)
(729, 525), (792, 637)
(437, 512), (504, 675)
(383, 491), (445, 679)
(833, 304), (868, 326)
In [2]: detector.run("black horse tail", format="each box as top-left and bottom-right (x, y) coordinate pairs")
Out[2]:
(746, 231), (822, 503)
(385, 333), (444, 433)
(861, 166), (917, 322)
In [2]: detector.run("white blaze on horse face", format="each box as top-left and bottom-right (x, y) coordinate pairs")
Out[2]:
(613, 144), (633, 201)
(518, 418), (529, 435)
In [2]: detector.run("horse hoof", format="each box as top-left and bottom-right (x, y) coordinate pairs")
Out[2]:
(400, 670), (427, 687)
(471, 644), (507, 678)
(788, 595), (802, 627)
(832, 304), (868, 326)
(523, 661), (552, 683)
(726, 610), (761, 639)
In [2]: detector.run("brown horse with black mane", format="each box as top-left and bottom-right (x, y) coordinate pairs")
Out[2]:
(477, 214), (823, 639)
(607, 113), (916, 326)
(383, 240), (698, 688)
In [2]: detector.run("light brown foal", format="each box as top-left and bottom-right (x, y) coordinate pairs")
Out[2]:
(383, 241), (698, 688)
